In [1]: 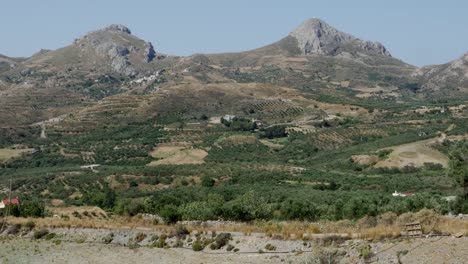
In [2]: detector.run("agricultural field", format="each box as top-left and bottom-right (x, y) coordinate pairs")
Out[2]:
(0, 100), (466, 225)
(0, 147), (34, 163)
(0, 20), (467, 253)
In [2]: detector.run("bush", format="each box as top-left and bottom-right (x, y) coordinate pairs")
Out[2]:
(226, 244), (235, 251)
(210, 233), (232, 250)
(358, 244), (373, 260)
(102, 233), (114, 244)
(377, 212), (397, 226)
(24, 221), (36, 230)
(153, 237), (166, 248)
(134, 232), (147, 243)
(159, 204), (181, 224)
(222, 191), (271, 221)
(265, 243), (277, 251)
(303, 248), (344, 264)
(173, 225), (189, 239)
(192, 240), (205, 251)
(33, 228), (49, 239)
(44, 232), (56, 240)
(201, 176), (215, 187)
(357, 215), (377, 228)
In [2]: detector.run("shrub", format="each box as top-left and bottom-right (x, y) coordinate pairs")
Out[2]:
(201, 176), (215, 187)
(226, 244), (235, 251)
(265, 243), (277, 251)
(210, 233), (232, 250)
(173, 225), (189, 239)
(358, 244), (373, 260)
(45, 233), (56, 240)
(102, 233), (114, 244)
(33, 229), (49, 239)
(222, 191), (272, 221)
(192, 240), (205, 251)
(377, 212), (398, 226)
(150, 234), (159, 242)
(72, 211), (81, 218)
(128, 239), (140, 249)
(75, 238), (86, 244)
(174, 239), (184, 248)
(159, 204), (181, 224)
(24, 221), (36, 230)
(357, 215), (377, 228)
(134, 232), (147, 243)
(153, 237), (166, 248)
(303, 248), (344, 264)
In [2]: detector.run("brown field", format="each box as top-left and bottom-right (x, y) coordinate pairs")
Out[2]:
(375, 138), (449, 168)
(351, 154), (379, 166)
(0, 148), (33, 163)
(216, 135), (258, 146)
(149, 144), (207, 166)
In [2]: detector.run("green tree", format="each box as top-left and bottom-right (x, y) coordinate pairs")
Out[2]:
(448, 140), (468, 213)
(201, 176), (215, 187)
(222, 190), (272, 221)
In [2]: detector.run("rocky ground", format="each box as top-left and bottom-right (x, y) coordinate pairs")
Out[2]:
(0, 227), (466, 263)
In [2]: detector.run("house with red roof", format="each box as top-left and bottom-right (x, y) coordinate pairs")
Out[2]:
(0, 197), (20, 209)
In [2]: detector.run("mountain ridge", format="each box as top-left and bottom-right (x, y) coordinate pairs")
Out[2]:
(289, 18), (391, 57)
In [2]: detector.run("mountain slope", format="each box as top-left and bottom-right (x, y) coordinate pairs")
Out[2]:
(24, 24), (165, 77)
(415, 53), (468, 94)
(289, 18), (391, 57)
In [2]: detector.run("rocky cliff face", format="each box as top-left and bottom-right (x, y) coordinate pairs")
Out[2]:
(289, 18), (391, 57)
(66, 24), (163, 77)
(415, 53), (468, 92)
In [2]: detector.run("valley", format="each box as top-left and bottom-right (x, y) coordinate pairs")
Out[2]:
(0, 17), (467, 263)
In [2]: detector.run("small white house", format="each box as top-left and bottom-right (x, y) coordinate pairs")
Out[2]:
(392, 191), (414, 197)
(80, 164), (100, 170)
(223, 115), (236, 122)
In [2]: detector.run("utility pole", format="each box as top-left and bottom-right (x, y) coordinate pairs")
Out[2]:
(6, 179), (12, 219)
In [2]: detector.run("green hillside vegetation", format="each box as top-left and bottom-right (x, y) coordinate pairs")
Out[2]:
(0, 21), (467, 226)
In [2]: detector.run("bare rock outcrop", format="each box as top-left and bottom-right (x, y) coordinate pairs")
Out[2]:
(104, 24), (132, 34)
(289, 18), (391, 57)
(144, 42), (156, 62)
(75, 24), (142, 76)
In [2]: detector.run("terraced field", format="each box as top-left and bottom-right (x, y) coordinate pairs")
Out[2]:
(306, 127), (390, 150)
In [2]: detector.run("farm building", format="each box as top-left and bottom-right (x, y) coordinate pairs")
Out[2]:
(222, 115), (236, 122)
(0, 197), (20, 209)
(392, 191), (414, 197)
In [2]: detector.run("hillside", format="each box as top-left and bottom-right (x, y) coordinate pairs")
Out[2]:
(414, 52), (468, 95)
(0, 19), (467, 234)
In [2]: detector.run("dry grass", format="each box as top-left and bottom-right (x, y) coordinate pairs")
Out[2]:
(5, 209), (467, 241)
(148, 144), (207, 165)
(0, 148), (33, 162)
(374, 138), (449, 168)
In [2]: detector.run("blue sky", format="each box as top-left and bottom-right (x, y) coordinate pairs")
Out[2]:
(1, 0), (467, 66)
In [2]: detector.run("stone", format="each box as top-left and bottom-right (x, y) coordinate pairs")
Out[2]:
(104, 24), (131, 34)
(144, 42), (156, 62)
(289, 18), (391, 57)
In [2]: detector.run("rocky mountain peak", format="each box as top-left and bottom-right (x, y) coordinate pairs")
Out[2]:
(104, 24), (132, 34)
(68, 24), (160, 77)
(289, 18), (391, 57)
